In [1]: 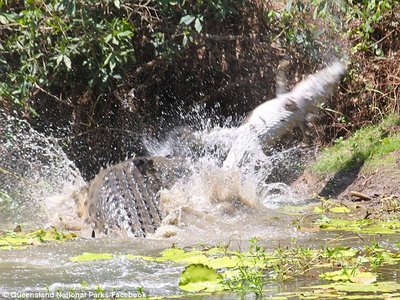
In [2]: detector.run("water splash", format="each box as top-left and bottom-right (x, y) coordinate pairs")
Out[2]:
(0, 102), (310, 239)
(143, 103), (239, 159)
(141, 108), (311, 239)
(0, 110), (85, 229)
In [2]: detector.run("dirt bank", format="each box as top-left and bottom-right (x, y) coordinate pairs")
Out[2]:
(293, 150), (400, 217)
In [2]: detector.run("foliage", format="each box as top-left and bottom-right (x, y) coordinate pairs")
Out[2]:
(0, 0), (255, 113)
(0, 0), (135, 112)
(156, 0), (244, 47)
(179, 263), (223, 292)
(344, 0), (397, 55)
(0, 0), (348, 114)
(316, 0), (399, 142)
(68, 238), (400, 299)
(0, 0), (398, 180)
(267, 0), (344, 59)
(316, 215), (400, 234)
(313, 196), (351, 213)
(223, 237), (267, 298)
(70, 252), (114, 262)
(0, 226), (76, 250)
(320, 269), (377, 284)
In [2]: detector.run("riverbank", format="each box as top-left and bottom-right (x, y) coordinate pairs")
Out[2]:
(293, 114), (400, 220)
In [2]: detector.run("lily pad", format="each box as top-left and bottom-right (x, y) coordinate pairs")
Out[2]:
(126, 247), (250, 269)
(70, 252), (114, 262)
(316, 217), (400, 234)
(320, 270), (377, 284)
(179, 263), (224, 292)
(314, 206), (351, 214)
(302, 281), (400, 294)
(0, 227), (76, 250)
(334, 281), (400, 293)
(322, 246), (359, 259)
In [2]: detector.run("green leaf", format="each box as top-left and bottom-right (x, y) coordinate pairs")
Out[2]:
(194, 18), (202, 33)
(313, 206), (324, 213)
(320, 270), (377, 284)
(312, 7), (318, 20)
(334, 281), (400, 293)
(103, 53), (112, 66)
(66, 1), (76, 16)
(109, 60), (116, 72)
(301, 281), (400, 294)
(117, 30), (133, 38)
(330, 206), (351, 213)
(317, 217), (400, 234)
(179, 264), (224, 292)
(0, 14), (8, 25)
(0, 228), (76, 250)
(182, 34), (188, 46)
(114, 0), (121, 8)
(0, 13), (16, 24)
(180, 14), (195, 25)
(104, 33), (113, 43)
(70, 252), (114, 262)
(63, 55), (71, 70)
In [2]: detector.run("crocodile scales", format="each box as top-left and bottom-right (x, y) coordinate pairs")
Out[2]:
(78, 157), (188, 237)
(224, 61), (347, 168)
(79, 61), (347, 237)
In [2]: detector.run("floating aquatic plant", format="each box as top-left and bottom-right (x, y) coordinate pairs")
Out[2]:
(0, 227), (76, 250)
(316, 216), (400, 234)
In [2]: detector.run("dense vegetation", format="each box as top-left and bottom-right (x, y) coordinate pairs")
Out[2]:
(0, 0), (399, 179)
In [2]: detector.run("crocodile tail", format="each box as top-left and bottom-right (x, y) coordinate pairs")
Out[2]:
(289, 61), (347, 109)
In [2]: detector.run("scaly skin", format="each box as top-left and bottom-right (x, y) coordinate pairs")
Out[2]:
(77, 156), (188, 237)
(224, 61), (347, 168)
(78, 62), (347, 237)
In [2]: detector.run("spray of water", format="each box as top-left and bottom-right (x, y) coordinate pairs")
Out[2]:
(141, 105), (309, 239)
(0, 110), (85, 229)
(0, 102), (309, 240)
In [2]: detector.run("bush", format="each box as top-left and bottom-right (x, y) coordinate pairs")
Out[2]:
(1, 0), (397, 178)
(0, 0), (135, 112)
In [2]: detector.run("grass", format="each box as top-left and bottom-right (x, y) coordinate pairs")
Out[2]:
(313, 114), (400, 176)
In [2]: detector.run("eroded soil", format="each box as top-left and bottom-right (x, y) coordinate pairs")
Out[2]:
(293, 150), (400, 218)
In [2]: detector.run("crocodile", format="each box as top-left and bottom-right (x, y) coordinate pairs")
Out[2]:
(78, 61), (347, 237)
(77, 156), (189, 237)
(223, 61), (347, 168)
